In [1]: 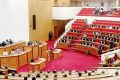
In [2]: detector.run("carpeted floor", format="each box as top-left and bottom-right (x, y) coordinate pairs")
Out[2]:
(17, 38), (100, 72)
(42, 49), (100, 71)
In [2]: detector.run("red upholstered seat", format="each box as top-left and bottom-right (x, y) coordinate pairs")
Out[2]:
(67, 32), (77, 37)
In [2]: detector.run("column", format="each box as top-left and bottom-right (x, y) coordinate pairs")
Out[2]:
(116, 0), (119, 7)
(81, 0), (85, 7)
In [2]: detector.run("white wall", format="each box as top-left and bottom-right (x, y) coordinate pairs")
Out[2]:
(52, 7), (83, 20)
(108, 1), (116, 10)
(85, 1), (101, 7)
(52, 7), (95, 20)
(0, 0), (29, 42)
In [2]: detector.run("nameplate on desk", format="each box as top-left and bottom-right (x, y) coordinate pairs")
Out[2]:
(3, 52), (8, 56)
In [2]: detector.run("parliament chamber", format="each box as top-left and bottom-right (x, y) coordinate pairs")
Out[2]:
(1, 0), (120, 80)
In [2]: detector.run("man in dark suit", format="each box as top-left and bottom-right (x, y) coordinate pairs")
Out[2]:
(98, 44), (104, 54)
(49, 31), (53, 41)
(1, 41), (6, 46)
(9, 39), (13, 44)
(109, 41), (115, 49)
(0, 43), (2, 46)
(98, 44), (104, 50)
(28, 41), (32, 45)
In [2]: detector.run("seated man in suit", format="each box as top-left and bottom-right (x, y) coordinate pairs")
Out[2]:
(83, 33), (87, 38)
(101, 40), (104, 44)
(34, 40), (38, 45)
(28, 41), (32, 45)
(107, 58), (113, 66)
(84, 38), (88, 41)
(89, 43), (93, 47)
(84, 42), (87, 46)
(81, 37), (86, 41)
(116, 39), (119, 42)
(81, 42), (86, 46)
(94, 35), (97, 38)
(101, 40), (107, 45)
(113, 53), (119, 61)
(91, 39), (95, 42)
(0, 42), (2, 46)
(66, 40), (71, 46)
(70, 29), (73, 32)
(109, 41), (115, 49)
(98, 44), (104, 54)
(9, 39), (13, 44)
(87, 42), (89, 46)
(1, 41), (7, 46)
(5, 39), (9, 45)
(98, 44), (104, 50)
(88, 38), (91, 42)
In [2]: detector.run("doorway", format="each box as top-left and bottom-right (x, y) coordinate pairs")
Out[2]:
(54, 26), (58, 38)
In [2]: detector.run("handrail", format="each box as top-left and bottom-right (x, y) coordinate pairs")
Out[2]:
(89, 67), (120, 70)
(54, 20), (74, 48)
(95, 67), (120, 69)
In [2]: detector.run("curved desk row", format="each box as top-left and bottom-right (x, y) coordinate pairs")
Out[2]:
(0, 41), (25, 54)
(56, 42), (99, 56)
(24, 42), (48, 60)
(0, 41), (49, 70)
(76, 44), (99, 56)
(0, 50), (32, 69)
(71, 40), (110, 51)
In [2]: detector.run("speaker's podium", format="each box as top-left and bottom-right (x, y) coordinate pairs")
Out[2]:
(30, 58), (46, 72)
(51, 49), (62, 59)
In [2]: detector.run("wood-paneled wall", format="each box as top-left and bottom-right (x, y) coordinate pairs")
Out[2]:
(29, 0), (54, 41)
(29, 0), (71, 41)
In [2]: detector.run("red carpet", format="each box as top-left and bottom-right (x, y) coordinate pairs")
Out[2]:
(17, 38), (100, 72)
(42, 50), (100, 71)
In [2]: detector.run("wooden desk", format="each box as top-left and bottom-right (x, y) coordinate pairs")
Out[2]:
(30, 58), (46, 72)
(24, 41), (48, 59)
(56, 42), (68, 49)
(24, 45), (39, 59)
(18, 52), (27, 67)
(38, 42), (48, 57)
(42, 50), (51, 62)
(0, 48), (5, 55)
(52, 49), (62, 59)
(76, 44), (99, 56)
(0, 41), (25, 55)
(27, 50), (32, 63)
(39, 45), (42, 57)
(0, 50), (31, 69)
(41, 42), (48, 54)
(32, 45), (39, 59)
